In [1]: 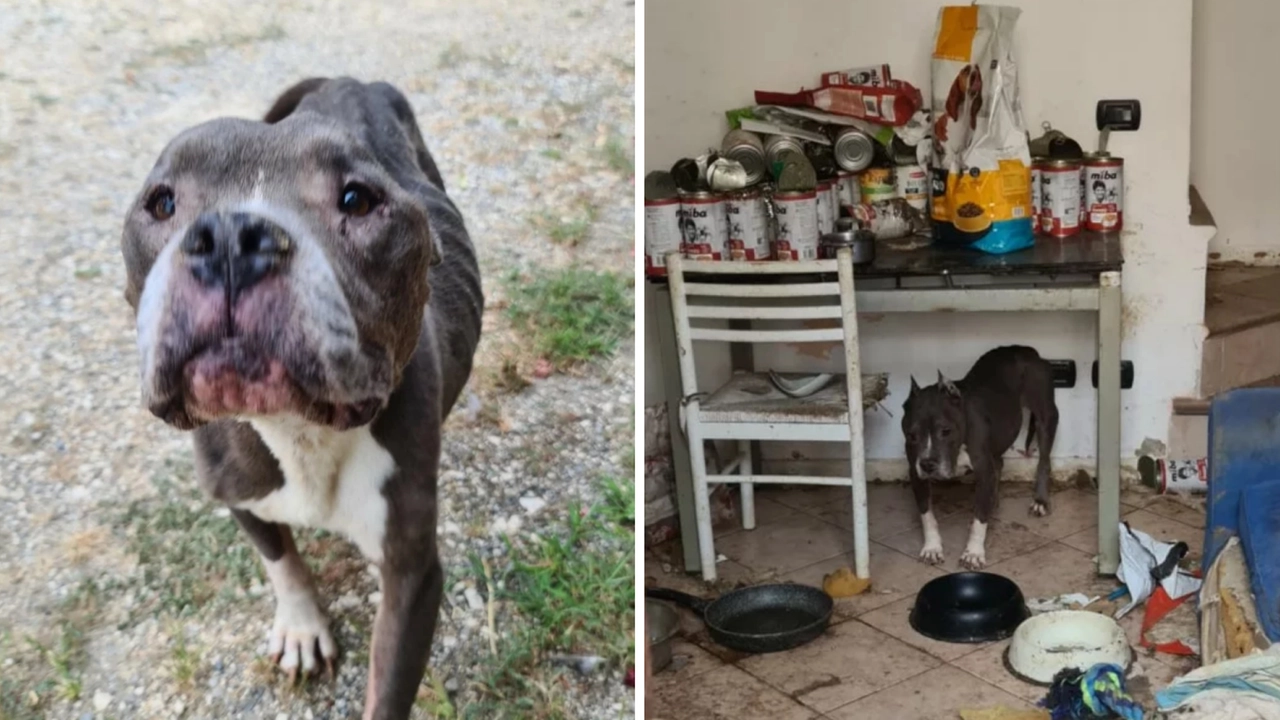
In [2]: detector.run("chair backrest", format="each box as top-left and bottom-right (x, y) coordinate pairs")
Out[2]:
(666, 249), (861, 400)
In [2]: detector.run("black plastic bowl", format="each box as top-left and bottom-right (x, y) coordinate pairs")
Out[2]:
(908, 571), (1030, 644)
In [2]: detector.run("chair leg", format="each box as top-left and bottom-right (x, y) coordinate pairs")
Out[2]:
(688, 420), (718, 582)
(852, 475), (870, 580)
(739, 440), (755, 531)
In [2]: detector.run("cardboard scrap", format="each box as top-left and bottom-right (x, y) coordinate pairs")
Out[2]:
(959, 708), (1050, 720)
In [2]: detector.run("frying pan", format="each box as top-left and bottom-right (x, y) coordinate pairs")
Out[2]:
(645, 583), (832, 654)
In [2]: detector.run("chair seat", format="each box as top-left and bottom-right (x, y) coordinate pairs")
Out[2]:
(699, 371), (887, 425)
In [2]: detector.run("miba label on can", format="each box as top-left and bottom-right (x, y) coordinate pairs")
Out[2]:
(1084, 157), (1124, 233)
(679, 193), (729, 260)
(773, 191), (819, 261)
(726, 193), (771, 260)
(644, 198), (682, 276)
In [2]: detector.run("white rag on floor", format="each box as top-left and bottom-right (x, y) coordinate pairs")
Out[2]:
(1160, 689), (1280, 719)
(1157, 648), (1280, 718)
(1116, 521), (1203, 619)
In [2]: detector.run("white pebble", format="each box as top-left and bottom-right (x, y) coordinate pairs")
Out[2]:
(519, 496), (546, 514)
(464, 587), (485, 612)
(93, 690), (113, 711)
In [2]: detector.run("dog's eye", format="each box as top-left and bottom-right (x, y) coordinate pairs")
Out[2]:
(145, 187), (176, 221)
(339, 182), (380, 217)
(940, 428), (952, 437)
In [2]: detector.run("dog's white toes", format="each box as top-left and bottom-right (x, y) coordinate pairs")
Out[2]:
(920, 546), (945, 564)
(960, 550), (986, 569)
(268, 589), (338, 680)
(1029, 501), (1049, 517)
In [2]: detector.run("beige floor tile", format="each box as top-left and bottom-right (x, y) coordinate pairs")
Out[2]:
(716, 512), (852, 577)
(1205, 291), (1280, 335)
(952, 640), (1046, 703)
(650, 663), (819, 720)
(858, 595), (990, 662)
(763, 484), (851, 510)
(737, 619), (941, 713)
(983, 542), (1116, 602)
(652, 637), (723, 682)
(716, 496), (802, 538)
(808, 482), (936, 540)
(645, 548), (757, 594)
(995, 488), (1100, 541)
(1060, 508), (1203, 559)
(825, 665), (1033, 720)
(781, 543), (945, 619)
(1140, 495), (1207, 530)
(878, 512), (1055, 573)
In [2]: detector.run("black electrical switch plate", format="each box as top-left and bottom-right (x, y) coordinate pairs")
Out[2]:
(1091, 360), (1134, 389)
(1047, 359), (1076, 389)
(1097, 100), (1141, 132)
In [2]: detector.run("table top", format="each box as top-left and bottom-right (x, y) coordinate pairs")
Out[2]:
(862, 230), (1123, 278)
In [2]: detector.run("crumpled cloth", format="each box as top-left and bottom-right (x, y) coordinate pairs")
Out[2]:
(1117, 522), (1202, 619)
(1161, 689), (1280, 720)
(1157, 647), (1280, 715)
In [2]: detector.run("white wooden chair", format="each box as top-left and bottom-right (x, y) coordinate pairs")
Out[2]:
(667, 248), (872, 582)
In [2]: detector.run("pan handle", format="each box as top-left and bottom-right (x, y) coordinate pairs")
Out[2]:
(645, 587), (710, 615)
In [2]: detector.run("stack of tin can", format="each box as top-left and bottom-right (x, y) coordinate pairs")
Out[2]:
(1032, 153), (1124, 238)
(643, 126), (937, 275)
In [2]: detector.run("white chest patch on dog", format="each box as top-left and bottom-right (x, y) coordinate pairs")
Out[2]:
(240, 417), (396, 563)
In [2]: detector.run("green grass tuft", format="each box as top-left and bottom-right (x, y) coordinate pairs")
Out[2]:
(503, 268), (632, 368)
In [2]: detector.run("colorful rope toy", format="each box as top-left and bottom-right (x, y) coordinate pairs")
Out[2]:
(1040, 663), (1144, 720)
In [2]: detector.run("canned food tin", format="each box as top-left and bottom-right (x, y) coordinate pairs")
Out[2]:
(1039, 159), (1081, 238)
(679, 191), (729, 260)
(832, 127), (876, 172)
(895, 164), (929, 212)
(1140, 456), (1208, 495)
(772, 190), (819, 261)
(859, 166), (896, 203)
(1083, 155), (1124, 233)
(644, 197), (683, 276)
(720, 129), (768, 187)
(764, 134), (806, 170)
(1030, 162), (1043, 235)
(1078, 164), (1086, 225)
(836, 171), (860, 208)
(816, 180), (837, 235)
(725, 190), (772, 260)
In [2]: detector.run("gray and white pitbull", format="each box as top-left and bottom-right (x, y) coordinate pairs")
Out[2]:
(900, 345), (1058, 569)
(120, 77), (483, 720)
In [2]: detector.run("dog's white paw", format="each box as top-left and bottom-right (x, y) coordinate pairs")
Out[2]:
(1029, 500), (1050, 517)
(268, 589), (337, 681)
(960, 549), (987, 569)
(919, 544), (945, 564)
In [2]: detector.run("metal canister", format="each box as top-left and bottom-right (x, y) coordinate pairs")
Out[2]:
(815, 180), (837, 235)
(836, 171), (860, 208)
(832, 127), (876, 173)
(772, 190), (819, 261)
(720, 129), (768, 187)
(1078, 161), (1087, 226)
(895, 164), (929, 212)
(859, 166), (896, 204)
(725, 189), (772, 260)
(1139, 456), (1208, 495)
(644, 196), (683, 276)
(1030, 160), (1044, 235)
(1083, 154), (1124, 233)
(678, 190), (729, 260)
(1039, 159), (1081, 238)
(764, 134), (806, 170)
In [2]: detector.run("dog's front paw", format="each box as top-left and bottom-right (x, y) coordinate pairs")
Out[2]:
(1029, 500), (1050, 517)
(268, 589), (338, 682)
(959, 548), (987, 569)
(919, 544), (945, 565)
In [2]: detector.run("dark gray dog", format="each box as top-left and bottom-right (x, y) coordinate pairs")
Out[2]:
(900, 346), (1057, 569)
(120, 77), (483, 720)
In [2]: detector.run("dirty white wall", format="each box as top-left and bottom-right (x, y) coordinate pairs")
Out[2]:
(1192, 0), (1279, 264)
(644, 0), (1210, 475)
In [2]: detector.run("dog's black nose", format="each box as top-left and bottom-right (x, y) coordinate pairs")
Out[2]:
(919, 458), (939, 474)
(182, 211), (291, 296)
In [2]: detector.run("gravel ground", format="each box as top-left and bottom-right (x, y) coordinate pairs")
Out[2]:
(0, 1), (635, 718)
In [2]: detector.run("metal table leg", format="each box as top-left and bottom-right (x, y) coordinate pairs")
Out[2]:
(653, 284), (702, 574)
(1096, 271), (1123, 576)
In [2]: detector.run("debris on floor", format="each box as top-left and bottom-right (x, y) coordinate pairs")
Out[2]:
(1201, 537), (1271, 665)
(822, 567), (872, 598)
(1027, 593), (1099, 613)
(1041, 664), (1143, 720)
(959, 708), (1050, 720)
(1116, 521), (1202, 619)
